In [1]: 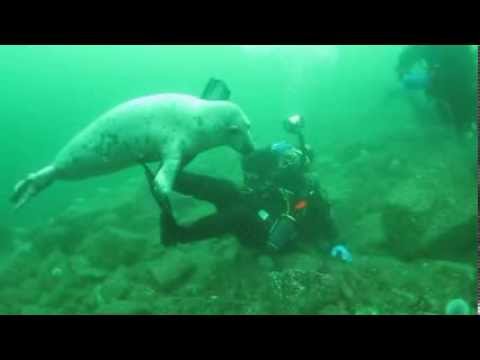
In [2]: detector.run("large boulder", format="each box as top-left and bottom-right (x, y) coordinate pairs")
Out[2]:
(94, 266), (131, 306)
(380, 170), (476, 263)
(147, 249), (197, 292)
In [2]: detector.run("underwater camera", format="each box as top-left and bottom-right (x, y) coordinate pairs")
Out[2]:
(283, 114), (305, 134)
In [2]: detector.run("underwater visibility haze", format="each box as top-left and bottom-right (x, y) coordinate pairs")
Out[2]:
(0, 45), (477, 315)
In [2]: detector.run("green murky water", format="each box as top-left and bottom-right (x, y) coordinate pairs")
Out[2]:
(0, 45), (477, 314)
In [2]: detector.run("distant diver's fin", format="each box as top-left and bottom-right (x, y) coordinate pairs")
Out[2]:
(201, 78), (231, 100)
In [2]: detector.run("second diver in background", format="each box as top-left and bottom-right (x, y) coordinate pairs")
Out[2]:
(396, 45), (477, 136)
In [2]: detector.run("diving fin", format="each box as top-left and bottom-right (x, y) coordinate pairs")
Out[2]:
(201, 78), (231, 101)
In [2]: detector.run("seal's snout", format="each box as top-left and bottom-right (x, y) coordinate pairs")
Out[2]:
(242, 140), (256, 155)
(240, 131), (256, 155)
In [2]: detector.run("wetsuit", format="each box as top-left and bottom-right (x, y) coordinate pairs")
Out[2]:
(396, 45), (477, 133)
(143, 146), (338, 252)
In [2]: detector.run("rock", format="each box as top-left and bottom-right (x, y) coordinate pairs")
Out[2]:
(380, 204), (427, 260)
(34, 250), (72, 291)
(0, 250), (42, 288)
(390, 288), (418, 308)
(277, 252), (325, 272)
(58, 202), (104, 228)
(0, 283), (40, 310)
(94, 212), (122, 227)
(31, 220), (88, 257)
(39, 250), (69, 272)
(51, 267), (64, 277)
(32, 204), (108, 256)
(97, 267), (131, 304)
(382, 165), (476, 264)
(97, 300), (151, 314)
(320, 304), (349, 315)
(354, 307), (379, 315)
(70, 255), (108, 280)
(0, 225), (14, 256)
(265, 268), (342, 313)
(148, 250), (196, 292)
(210, 237), (240, 264)
(335, 142), (370, 164)
(339, 276), (355, 302)
(21, 305), (48, 315)
(82, 226), (149, 270)
(257, 255), (275, 271)
(345, 212), (384, 254)
(422, 215), (476, 263)
(166, 238), (241, 293)
(127, 284), (157, 304)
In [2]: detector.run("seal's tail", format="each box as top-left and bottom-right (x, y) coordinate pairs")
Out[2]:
(10, 165), (57, 210)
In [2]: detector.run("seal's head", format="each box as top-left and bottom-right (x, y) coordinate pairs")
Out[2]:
(199, 100), (255, 155)
(220, 102), (255, 155)
(226, 120), (255, 155)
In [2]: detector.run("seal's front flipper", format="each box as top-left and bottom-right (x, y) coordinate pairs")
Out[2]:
(154, 158), (181, 195)
(140, 162), (156, 192)
(201, 78), (231, 101)
(10, 165), (56, 210)
(144, 157), (180, 217)
(140, 161), (172, 213)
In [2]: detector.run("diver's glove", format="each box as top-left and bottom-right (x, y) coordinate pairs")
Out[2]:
(330, 245), (352, 263)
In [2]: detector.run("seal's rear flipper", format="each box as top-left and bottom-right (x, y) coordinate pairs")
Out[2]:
(10, 178), (34, 209)
(201, 78), (231, 101)
(10, 165), (56, 210)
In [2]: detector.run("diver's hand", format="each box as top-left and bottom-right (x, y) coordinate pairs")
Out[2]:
(330, 245), (352, 263)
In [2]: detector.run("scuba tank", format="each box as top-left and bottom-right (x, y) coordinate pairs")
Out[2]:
(264, 189), (303, 252)
(267, 214), (298, 251)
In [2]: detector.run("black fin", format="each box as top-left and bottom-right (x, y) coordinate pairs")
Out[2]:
(201, 78), (231, 100)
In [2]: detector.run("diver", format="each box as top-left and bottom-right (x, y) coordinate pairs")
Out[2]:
(396, 45), (477, 135)
(141, 79), (351, 261)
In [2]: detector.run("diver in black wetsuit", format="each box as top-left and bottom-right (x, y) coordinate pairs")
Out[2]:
(142, 140), (334, 250)
(396, 45), (477, 134)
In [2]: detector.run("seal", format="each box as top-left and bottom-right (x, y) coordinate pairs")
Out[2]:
(11, 93), (255, 209)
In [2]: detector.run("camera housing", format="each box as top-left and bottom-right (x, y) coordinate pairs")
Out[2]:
(283, 114), (305, 134)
